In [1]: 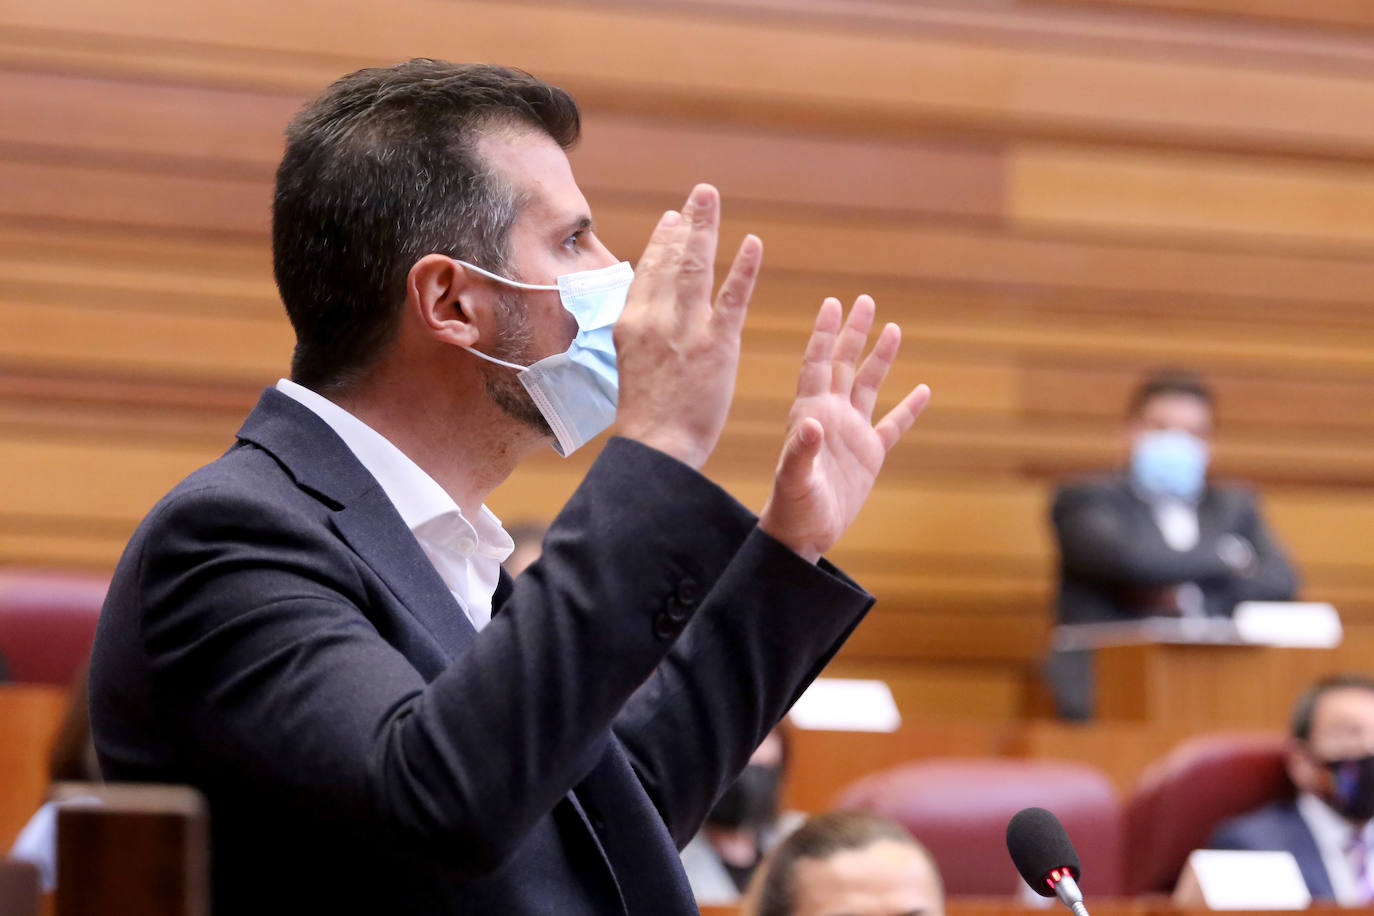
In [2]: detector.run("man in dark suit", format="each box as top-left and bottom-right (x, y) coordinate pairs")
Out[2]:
(1047, 370), (1297, 717)
(87, 60), (930, 914)
(1210, 675), (1374, 904)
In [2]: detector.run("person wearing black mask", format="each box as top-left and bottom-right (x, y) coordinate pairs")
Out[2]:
(1210, 674), (1374, 904)
(682, 728), (793, 905)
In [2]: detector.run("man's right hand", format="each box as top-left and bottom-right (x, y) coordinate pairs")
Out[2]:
(613, 184), (763, 470)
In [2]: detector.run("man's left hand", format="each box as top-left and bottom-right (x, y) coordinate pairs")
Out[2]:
(759, 295), (930, 564)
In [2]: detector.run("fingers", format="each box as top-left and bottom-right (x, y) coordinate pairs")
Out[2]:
(874, 383), (932, 452)
(711, 234), (763, 338)
(774, 417), (824, 493)
(851, 322), (901, 419)
(797, 298), (843, 398)
(830, 295), (876, 397)
(675, 185), (720, 324)
(629, 208), (685, 319)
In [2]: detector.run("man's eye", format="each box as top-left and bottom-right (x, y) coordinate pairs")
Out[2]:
(563, 230), (584, 249)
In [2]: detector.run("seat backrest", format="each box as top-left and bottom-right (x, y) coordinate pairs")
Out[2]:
(833, 758), (1123, 897)
(0, 570), (108, 686)
(1123, 731), (1290, 894)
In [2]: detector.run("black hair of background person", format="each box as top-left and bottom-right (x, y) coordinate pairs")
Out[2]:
(1292, 675), (1374, 741)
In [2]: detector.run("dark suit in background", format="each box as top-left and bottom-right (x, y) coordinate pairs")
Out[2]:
(1209, 800), (1335, 900)
(89, 390), (872, 915)
(1047, 473), (1298, 717)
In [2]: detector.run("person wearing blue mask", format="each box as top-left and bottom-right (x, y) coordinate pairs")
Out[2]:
(1047, 369), (1298, 719)
(87, 60), (931, 915)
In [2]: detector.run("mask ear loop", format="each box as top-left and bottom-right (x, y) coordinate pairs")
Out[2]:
(451, 258), (558, 291)
(449, 259), (555, 371)
(465, 346), (527, 372)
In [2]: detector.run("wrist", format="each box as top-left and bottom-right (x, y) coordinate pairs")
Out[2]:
(617, 427), (708, 471)
(757, 511), (821, 565)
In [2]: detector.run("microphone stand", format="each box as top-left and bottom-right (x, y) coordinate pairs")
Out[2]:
(1053, 874), (1090, 916)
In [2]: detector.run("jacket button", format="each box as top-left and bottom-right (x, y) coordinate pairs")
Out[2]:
(675, 579), (701, 606)
(654, 611), (678, 640)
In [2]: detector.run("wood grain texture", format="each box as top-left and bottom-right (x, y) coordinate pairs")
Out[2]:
(2, 0), (1374, 726)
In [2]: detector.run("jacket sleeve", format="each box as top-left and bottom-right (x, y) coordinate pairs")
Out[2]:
(110, 437), (767, 878)
(1233, 492), (1300, 603)
(610, 528), (873, 847)
(1052, 483), (1234, 588)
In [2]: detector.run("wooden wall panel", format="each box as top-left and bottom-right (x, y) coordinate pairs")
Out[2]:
(1011, 144), (1374, 245)
(1, 0), (1372, 730)
(1045, 0), (1374, 31)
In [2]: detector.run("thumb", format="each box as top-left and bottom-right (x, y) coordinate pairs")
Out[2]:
(774, 418), (823, 491)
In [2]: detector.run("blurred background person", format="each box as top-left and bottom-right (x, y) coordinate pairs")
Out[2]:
(1047, 369), (1298, 718)
(743, 809), (943, 916)
(1209, 674), (1374, 905)
(683, 726), (798, 905)
(502, 519), (548, 578)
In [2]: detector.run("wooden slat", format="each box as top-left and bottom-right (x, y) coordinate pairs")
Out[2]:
(0, 67), (1006, 222)
(0, 159), (269, 235)
(12, 176), (1374, 318)
(0, 68), (292, 169)
(1047, 0), (1374, 31)
(7, 0), (1374, 157)
(1011, 143), (1374, 246)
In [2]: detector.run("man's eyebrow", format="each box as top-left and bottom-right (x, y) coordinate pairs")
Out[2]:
(563, 215), (593, 234)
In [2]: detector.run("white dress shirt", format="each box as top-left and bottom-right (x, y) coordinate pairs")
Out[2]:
(275, 379), (514, 630)
(1297, 791), (1374, 905)
(1146, 493), (1205, 617)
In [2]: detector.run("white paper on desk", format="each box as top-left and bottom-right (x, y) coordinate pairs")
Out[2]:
(1234, 601), (1342, 649)
(1176, 850), (1311, 910)
(788, 678), (900, 732)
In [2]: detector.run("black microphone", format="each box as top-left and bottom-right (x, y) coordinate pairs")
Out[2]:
(1006, 807), (1089, 916)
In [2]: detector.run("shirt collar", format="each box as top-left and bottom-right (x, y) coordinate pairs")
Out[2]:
(1298, 791), (1368, 847)
(274, 379), (513, 562)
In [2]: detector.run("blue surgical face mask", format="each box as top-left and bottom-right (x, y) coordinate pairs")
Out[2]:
(457, 259), (633, 456)
(1131, 429), (1209, 500)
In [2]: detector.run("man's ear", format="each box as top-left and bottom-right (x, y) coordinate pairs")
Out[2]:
(407, 254), (487, 348)
(1287, 738), (1323, 794)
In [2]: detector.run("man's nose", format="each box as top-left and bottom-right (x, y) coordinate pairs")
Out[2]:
(588, 234), (618, 268)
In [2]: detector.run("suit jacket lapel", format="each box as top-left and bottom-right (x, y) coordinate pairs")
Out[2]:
(332, 495), (477, 656)
(1285, 804), (1337, 900)
(236, 387), (477, 657)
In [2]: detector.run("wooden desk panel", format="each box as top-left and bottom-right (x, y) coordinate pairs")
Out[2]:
(0, 685), (68, 848)
(1096, 643), (1340, 728)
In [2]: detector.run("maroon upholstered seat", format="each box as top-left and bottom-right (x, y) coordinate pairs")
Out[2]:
(0, 569), (108, 686)
(1123, 731), (1289, 895)
(833, 758), (1123, 897)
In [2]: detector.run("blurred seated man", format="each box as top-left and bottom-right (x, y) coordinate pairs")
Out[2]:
(1047, 369), (1298, 718)
(1209, 674), (1374, 905)
(682, 727), (795, 904)
(744, 809), (943, 916)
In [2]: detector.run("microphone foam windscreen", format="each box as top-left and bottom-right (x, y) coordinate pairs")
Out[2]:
(1005, 807), (1082, 897)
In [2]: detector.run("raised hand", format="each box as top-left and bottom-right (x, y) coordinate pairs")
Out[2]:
(759, 295), (931, 563)
(613, 184), (763, 470)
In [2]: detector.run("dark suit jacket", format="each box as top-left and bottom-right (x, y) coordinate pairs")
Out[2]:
(1209, 799), (1334, 900)
(89, 389), (873, 915)
(1052, 474), (1298, 625)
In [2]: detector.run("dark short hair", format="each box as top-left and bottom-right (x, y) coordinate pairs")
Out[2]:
(754, 810), (940, 916)
(1291, 674), (1374, 742)
(1127, 369), (1215, 419)
(273, 59), (581, 393)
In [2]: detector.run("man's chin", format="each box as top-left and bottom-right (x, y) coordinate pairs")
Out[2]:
(482, 371), (554, 441)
